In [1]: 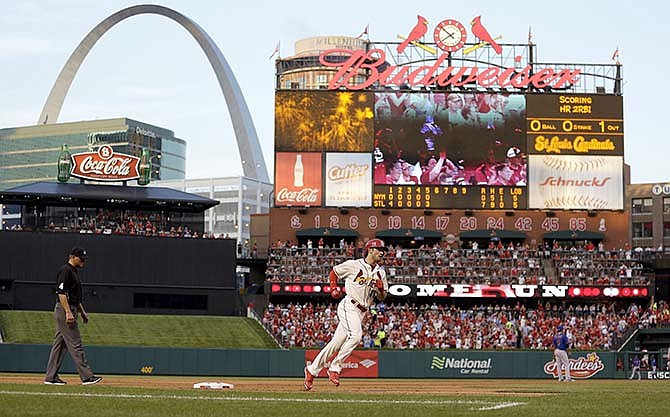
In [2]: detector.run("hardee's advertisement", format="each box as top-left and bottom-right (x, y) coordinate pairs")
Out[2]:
(275, 152), (322, 207)
(528, 155), (623, 210)
(325, 153), (372, 207)
(305, 350), (378, 378)
(544, 352), (606, 379)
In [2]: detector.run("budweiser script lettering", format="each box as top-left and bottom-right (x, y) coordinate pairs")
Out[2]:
(328, 164), (369, 181)
(276, 187), (320, 204)
(319, 49), (581, 90)
(80, 156), (133, 176)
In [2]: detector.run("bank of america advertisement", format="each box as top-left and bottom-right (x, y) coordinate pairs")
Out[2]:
(325, 153), (372, 207)
(528, 155), (623, 210)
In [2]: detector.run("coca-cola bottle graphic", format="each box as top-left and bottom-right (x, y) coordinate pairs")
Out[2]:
(293, 154), (304, 187)
(137, 148), (151, 186)
(57, 144), (72, 183)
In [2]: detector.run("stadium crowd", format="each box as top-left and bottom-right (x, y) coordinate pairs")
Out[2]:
(8, 210), (216, 239)
(262, 300), (670, 350)
(266, 240), (649, 286)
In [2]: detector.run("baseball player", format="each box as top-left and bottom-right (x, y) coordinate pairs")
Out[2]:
(651, 355), (657, 379)
(629, 355), (641, 380)
(553, 324), (572, 382)
(303, 239), (388, 391)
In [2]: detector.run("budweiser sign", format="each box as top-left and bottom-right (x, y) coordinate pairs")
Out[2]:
(71, 145), (140, 182)
(544, 352), (605, 379)
(319, 49), (581, 90)
(276, 187), (320, 204)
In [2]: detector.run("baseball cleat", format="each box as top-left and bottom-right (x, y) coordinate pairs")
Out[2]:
(303, 367), (314, 391)
(327, 370), (340, 387)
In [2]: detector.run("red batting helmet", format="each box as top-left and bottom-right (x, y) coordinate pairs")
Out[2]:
(365, 239), (387, 251)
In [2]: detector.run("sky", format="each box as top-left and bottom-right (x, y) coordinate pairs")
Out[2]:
(1, 0), (668, 184)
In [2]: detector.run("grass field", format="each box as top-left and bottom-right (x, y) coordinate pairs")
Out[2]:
(0, 311), (278, 349)
(0, 374), (668, 417)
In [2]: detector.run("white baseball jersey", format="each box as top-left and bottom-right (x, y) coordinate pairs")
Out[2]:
(333, 259), (388, 308)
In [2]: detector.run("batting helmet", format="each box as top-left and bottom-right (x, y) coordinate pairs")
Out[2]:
(506, 146), (521, 158)
(365, 239), (387, 252)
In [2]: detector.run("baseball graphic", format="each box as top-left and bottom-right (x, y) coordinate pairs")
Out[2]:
(528, 155), (623, 210)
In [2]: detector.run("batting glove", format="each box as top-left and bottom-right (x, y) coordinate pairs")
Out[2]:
(331, 286), (343, 299)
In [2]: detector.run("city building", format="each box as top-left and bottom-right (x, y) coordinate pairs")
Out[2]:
(154, 176), (272, 244)
(627, 183), (670, 251)
(275, 36), (369, 89)
(0, 117), (186, 190)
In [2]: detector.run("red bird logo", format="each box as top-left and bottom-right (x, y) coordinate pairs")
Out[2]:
(397, 15), (429, 54)
(470, 16), (502, 54)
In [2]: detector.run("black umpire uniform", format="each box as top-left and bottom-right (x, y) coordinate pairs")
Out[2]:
(44, 247), (102, 385)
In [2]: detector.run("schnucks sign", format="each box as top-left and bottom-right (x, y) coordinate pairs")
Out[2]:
(318, 15), (582, 90)
(71, 145), (140, 182)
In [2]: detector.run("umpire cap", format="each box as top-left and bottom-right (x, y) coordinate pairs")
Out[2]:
(365, 239), (387, 251)
(70, 247), (88, 259)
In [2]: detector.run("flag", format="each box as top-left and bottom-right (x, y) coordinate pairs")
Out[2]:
(269, 42), (280, 60)
(357, 24), (369, 39)
(528, 26), (532, 44)
(611, 47), (619, 62)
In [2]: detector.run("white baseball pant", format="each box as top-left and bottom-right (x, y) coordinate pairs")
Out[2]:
(307, 296), (364, 375)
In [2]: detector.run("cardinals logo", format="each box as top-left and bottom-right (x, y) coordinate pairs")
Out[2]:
(469, 16), (502, 55)
(397, 15), (435, 54)
(396, 15), (503, 56)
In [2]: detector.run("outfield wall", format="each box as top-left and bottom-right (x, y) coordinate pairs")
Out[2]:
(0, 232), (239, 315)
(3, 344), (665, 379)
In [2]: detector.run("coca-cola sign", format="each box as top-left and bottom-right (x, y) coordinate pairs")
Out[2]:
(71, 145), (140, 182)
(276, 187), (320, 204)
(274, 152), (323, 207)
(544, 352), (605, 379)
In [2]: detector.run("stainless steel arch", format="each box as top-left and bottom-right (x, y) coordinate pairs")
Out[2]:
(38, 4), (269, 182)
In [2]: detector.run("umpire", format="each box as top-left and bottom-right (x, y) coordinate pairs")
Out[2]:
(44, 247), (102, 385)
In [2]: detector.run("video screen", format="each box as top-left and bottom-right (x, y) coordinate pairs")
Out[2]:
(275, 91), (375, 152)
(373, 92), (527, 186)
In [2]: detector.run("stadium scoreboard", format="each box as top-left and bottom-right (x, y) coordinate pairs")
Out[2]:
(526, 94), (624, 156)
(373, 185), (526, 209)
(274, 91), (623, 210)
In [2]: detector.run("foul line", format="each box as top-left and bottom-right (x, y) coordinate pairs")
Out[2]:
(0, 390), (525, 411)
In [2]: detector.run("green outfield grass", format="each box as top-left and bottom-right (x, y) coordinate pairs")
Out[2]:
(0, 378), (668, 417)
(0, 311), (278, 349)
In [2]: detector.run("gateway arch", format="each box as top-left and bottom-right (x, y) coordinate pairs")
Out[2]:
(38, 4), (269, 182)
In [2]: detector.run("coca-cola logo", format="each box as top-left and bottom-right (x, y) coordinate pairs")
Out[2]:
(544, 352), (605, 379)
(276, 187), (320, 205)
(71, 145), (140, 182)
